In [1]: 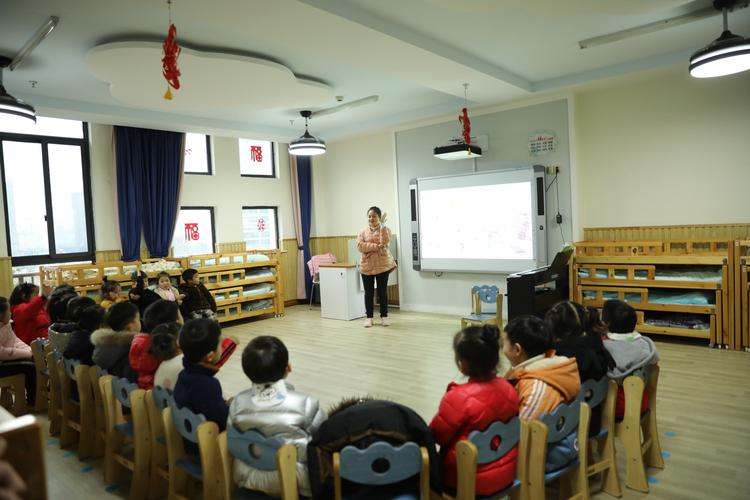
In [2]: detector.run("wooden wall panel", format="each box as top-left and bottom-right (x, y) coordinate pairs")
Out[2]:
(215, 241), (247, 253)
(281, 239), (298, 303)
(309, 235), (356, 263)
(583, 223), (750, 242)
(0, 257), (12, 298)
(95, 250), (121, 263)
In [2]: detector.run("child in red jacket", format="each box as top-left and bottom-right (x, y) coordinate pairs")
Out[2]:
(429, 325), (519, 496)
(129, 300), (183, 389)
(9, 283), (49, 344)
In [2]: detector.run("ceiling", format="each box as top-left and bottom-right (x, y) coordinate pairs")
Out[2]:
(1, 0), (748, 141)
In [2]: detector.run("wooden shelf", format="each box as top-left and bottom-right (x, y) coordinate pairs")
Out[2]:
(576, 255), (726, 265)
(204, 276), (275, 290)
(217, 306), (276, 324)
(582, 299), (715, 315)
(214, 292), (276, 307)
(637, 324), (710, 339)
(187, 260), (278, 274)
(579, 278), (720, 290)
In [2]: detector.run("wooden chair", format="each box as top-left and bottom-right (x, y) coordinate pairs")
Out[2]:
(100, 375), (150, 499)
(145, 386), (173, 500)
(30, 339), (49, 412)
(218, 426), (299, 500)
(333, 441), (430, 500)
(527, 400), (591, 500)
(461, 285), (503, 329)
(162, 402), (223, 500)
(59, 358), (96, 459)
(89, 366), (108, 457)
(615, 365), (664, 493)
(44, 350), (62, 435)
(577, 378), (621, 498)
(453, 416), (529, 500)
(0, 374), (27, 416)
(0, 407), (48, 500)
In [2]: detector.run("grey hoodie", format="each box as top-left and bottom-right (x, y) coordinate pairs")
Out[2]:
(602, 331), (659, 381)
(90, 328), (137, 381)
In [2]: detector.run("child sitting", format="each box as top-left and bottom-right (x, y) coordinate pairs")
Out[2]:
(47, 285), (78, 352)
(91, 302), (139, 381)
(154, 272), (184, 305)
(429, 325), (519, 496)
(0, 297), (36, 407)
(178, 269), (217, 320)
(63, 304), (105, 366)
(601, 300), (659, 420)
(100, 279), (125, 310)
(129, 300), (182, 389)
(229, 336), (326, 497)
(128, 271), (161, 316)
(152, 323), (182, 391)
(173, 319), (227, 431)
(503, 315), (580, 472)
(49, 295), (94, 353)
(9, 283), (49, 344)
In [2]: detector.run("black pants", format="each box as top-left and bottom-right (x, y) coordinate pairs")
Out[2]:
(0, 361), (36, 405)
(362, 271), (389, 318)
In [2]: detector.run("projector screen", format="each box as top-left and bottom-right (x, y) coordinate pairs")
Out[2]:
(411, 167), (545, 273)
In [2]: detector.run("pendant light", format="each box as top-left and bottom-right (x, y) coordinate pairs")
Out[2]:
(689, 0), (750, 78)
(0, 57), (36, 124)
(288, 110), (326, 156)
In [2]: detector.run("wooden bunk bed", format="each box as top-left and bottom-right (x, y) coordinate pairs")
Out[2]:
(736, 239), (750, 352)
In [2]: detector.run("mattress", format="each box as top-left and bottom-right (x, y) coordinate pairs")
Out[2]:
(241, 299), (274, 312)
(242, 283), (275, 296)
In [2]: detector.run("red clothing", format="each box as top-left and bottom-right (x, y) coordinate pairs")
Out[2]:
(10, 296), (49, 344)
(129, 334), (161, 389)
(429, 377), (519, 496)
(615, 387), (649, 420)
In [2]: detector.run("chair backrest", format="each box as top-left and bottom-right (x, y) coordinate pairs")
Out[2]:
(472, 285), (499, 304)
(30, 339), (48, 373)
(539, 400), (581, 444)
(227, 426), (284, 472)
(468, 417), (520, 465)
(96, 366), (108, 378)
(339, 441), (422, 486)
(170, 401), (206, 444)
(63, 358), (80, 381)
(112, 377), (138, 409)
(576, 377), (609, 410)
(152, 385), (174, 411)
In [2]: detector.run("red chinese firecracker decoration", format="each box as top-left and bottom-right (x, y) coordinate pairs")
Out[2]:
(458, 107), (471, 145)
(257, 218), (266, 233)
(250, 145), (263, 163)
(184, 223), (199, 240)
(162, 23), (181, 100)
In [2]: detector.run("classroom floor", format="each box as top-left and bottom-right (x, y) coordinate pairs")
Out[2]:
(44, 305), (750, 499)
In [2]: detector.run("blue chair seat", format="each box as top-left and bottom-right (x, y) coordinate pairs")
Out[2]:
(462, 313), (496, 322)
(343, 477), (420, 500)
(594, 427), (608, 440)
(544, 458), (579, 483)
(232, 487), (280, 500)
(115, 422), (134, 437)
(176, 454), (203, 480)
(476, 479), (521, 500)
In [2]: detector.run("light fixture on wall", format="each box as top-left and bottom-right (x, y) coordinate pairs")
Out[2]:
(289, 110), (326, 156)
(0, 58), (36, 124)
(690, 0), (750, 78)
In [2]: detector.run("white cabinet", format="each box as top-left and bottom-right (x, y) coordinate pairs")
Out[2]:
(319, 264), (366, 321)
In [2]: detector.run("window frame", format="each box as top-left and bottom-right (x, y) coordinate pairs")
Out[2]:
(183, 134), (213, 176)
(239, 140), (276, 179)
(0, 122), (96, 266)
(173, 206), (217, 257)
(242, 205), (280, 250)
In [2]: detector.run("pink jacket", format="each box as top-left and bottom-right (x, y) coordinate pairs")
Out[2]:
(357, 225), (396, 276)
(307, 253), (337, 278)
(0, 322), (33, 361)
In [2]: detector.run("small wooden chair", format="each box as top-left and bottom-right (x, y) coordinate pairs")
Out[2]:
(461, 285), (503, 329)
(453, 416), (529, 500)
(218, 426), (299, 499)
(528, 400), (591, 500)
(162, 403), (223, 500)
(615, 365), (664, 493)
(577, 378), (621, 497)
(145, 386), (173, 500)
(0, 408), (48, 500)
(333, 441), (430, 500)
(0, 374), (27, 416)
(45, 350), (63, 435)
(100, 375), (150, 499)
(89, 366), (108, 457)
(59, 358), (97, 458)
(30, 339), (49, 412)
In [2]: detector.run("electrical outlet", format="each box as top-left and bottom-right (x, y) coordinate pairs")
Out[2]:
(545, 165), (561, 175)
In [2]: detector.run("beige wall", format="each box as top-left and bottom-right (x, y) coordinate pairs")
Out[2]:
(574, 66), (750, 234)
(311, 131), (397, 237)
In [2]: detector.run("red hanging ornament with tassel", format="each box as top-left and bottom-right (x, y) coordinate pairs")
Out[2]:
(162, 1), (181, 100)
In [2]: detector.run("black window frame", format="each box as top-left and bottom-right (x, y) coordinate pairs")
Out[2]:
(239, 140), (276, 179)
(242, 205), (279, 250)
(183, 134), (213, 176)
(174, 206), (217, 256)
(0, 121), (96, 267)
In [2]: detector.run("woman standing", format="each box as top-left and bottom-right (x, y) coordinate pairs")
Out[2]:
(356, 206), (396, 328)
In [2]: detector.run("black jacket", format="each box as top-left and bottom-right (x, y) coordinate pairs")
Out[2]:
(62, 328), (95, 366)
(178, 283), (217, 314)
(307, 399), (441, 499)
(128, 287), (161, 316)
(90, 328), (137, 382)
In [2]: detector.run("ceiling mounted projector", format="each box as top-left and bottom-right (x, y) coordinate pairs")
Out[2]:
(433, 142), (482, 160)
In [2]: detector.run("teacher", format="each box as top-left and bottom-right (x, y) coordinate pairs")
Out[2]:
(356, 206), (396, 328)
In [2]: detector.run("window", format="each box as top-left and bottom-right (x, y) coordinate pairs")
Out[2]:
(242, 207), (278, 250)
(172, 207), (216, 257)
(238, 139), (274, 177)
(183, 133), (212, 174)
(0, 118), (94, 266)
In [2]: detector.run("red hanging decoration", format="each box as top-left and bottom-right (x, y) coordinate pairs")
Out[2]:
(458, 107), (471, 145)
(162, 23), (181, 100)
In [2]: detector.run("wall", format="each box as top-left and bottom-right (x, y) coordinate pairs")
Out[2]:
(574, 66), (750, 231)
(395, 99), (572, 315)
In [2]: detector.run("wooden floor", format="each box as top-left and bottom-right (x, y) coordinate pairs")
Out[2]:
(43, 306), (750, 499)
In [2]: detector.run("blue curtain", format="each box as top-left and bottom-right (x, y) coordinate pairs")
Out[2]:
(297, 155), (313, 297)
(114, 126), (184, 260)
